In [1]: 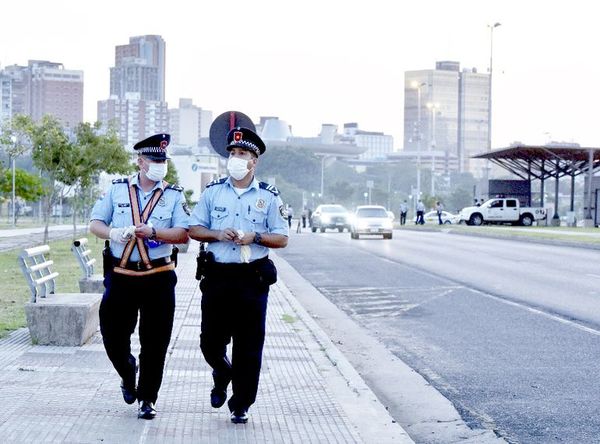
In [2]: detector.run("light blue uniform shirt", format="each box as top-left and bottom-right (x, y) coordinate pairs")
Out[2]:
(189, 177), (289, 263)
(90, 174), (190, 261)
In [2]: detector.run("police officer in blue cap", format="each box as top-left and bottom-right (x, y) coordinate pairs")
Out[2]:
(89, 133), (190, 420)
(189, 122), (289, 424)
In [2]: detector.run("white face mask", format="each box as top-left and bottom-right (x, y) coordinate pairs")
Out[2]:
(227, 156), (250, 180)
(145, 161), (168, 182)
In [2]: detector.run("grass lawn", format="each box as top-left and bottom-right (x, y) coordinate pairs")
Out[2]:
(0, 236), (104, 339)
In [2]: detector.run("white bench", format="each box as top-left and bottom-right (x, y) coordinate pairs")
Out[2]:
(71, 238), (104, 293)
(18, 245), (102, 346)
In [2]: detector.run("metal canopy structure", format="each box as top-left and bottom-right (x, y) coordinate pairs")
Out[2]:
(472, 144), (600, 181)
(472, 144), (600, 223)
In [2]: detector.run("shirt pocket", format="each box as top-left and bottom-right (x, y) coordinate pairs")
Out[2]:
(210, 209), (230, 229)
(150, 206), (173, 228)
(112, 203), (132, 226)
(244, 209), (266, 230)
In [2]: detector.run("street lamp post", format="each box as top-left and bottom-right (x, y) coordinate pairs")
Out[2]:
(426, 102), (440, 196)
(10, 135), (16, 227)
(411, 81), (426, 205)
(486, 22), (501, 188)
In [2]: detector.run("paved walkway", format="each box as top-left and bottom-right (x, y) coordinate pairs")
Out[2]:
(0, 242), (412, 443)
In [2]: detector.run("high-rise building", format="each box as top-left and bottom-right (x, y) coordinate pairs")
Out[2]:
(168, 98), (212, 146)
(0, 60), (83, 128)
(98, 35), (168, 147)
(112, 35), (165, 101)
(404, 61), (489, 175)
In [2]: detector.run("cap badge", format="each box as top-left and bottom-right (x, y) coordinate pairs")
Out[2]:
(160, 140), (168, 150)
(233, 131), (243, 142)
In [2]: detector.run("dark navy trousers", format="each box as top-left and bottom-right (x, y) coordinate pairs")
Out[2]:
(199, 265), (269, 411)
(99, 269), (176, 403)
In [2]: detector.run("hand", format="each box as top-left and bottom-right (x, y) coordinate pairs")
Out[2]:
(218, 228), (239, 242)
(233, 230), (254, 246)
(109, 226), (136, 244)
(134, 223), (153, 239)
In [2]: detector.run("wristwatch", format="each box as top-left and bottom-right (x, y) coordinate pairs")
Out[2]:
(149, 227), (157, 240)
(253, 232), (263, 245)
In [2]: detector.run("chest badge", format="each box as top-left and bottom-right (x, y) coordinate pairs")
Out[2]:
(255, 198), (266, 210)
(158, 197), (166, 206)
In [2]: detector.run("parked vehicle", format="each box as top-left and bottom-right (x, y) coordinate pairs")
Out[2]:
(459, 198), (546, 226)
(350, 205), (393, 239)
(423, 210), (460, 224)
(311, 204), (351, 232)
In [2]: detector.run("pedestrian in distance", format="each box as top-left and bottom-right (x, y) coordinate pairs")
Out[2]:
(89, 133), (190, 420)
(189, 120), (289, 425)
(301, 207), (308, 228)
(416, 199), (425, 225)
(286, 204), (294, 228)
(399, 200), (408, 225)
(436, 201), (444, 225)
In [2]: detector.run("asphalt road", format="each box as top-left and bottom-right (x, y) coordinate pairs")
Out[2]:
(278, 229), (600, 444)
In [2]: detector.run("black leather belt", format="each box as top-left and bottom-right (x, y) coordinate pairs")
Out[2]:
(112, 257), (171, 271)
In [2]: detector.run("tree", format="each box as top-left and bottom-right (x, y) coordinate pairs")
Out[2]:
(58, 122), (133, 236)
(0, 168), (44, 223)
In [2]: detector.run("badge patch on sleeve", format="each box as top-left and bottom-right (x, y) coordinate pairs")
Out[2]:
(182, 201), (191, 215)
(279, 205), (287, 220)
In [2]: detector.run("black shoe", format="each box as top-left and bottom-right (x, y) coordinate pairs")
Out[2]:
(230, 408), (248, 424)
(120, 381), (137, 405)
(120, 357), (138, 404)
(138, 400), (156, 420)
(210, 371), (231, 408)
(211, 386), (227, 408)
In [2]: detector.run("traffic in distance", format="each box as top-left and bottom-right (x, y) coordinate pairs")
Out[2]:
(307, 196), (547, 239)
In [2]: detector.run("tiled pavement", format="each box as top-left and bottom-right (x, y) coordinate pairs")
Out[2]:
(0, 244), (412, 443)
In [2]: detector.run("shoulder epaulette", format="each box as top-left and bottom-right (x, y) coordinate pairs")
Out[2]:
(166, 183), (184, 192)
(259, 181), (280, 196)
(112, 177), (128, 184)
(206, 177), (228, 188)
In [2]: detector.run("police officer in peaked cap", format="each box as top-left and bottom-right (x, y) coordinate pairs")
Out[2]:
(189, 122), (289, 424)
(89, 133), (190, 420)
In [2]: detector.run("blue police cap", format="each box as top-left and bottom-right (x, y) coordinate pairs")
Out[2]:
(226, 127), (266, 157)
(133, 133), (171, 160)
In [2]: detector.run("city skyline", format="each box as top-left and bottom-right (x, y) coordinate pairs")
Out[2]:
(1, 0), (599, 150)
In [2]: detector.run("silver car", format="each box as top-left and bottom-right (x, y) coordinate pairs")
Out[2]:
(350, 205), (393, 239)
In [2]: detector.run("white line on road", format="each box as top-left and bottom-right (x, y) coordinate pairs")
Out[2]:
(473, 289), (600, 337)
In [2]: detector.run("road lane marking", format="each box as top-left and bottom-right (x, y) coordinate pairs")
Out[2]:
(473, 289), (600, 337)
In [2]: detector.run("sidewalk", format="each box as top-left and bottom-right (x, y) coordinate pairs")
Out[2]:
(0, 242), (412, 443)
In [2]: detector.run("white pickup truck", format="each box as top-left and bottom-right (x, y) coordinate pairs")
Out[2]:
(459, 198), (546, 226)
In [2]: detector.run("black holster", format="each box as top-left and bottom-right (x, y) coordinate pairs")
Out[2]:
(195, 243), (213, 280)
(170, 245), (179, 268)
(102, 240), (112, 277)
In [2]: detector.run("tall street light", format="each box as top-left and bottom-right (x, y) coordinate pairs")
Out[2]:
(411, 81), (426, 210)
(10, 135), (16, 227)
(486, 22), (501, 190)
(426, 102), (440, 196)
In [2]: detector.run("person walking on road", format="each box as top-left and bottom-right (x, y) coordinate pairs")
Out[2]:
(436, 201), (444, 225)
(189, 124), (289, 424)
(416, 199), (425, 225)
(286, 204), (294, 229)
(399, 200), (408, 225)
(89, 133), (190, 420)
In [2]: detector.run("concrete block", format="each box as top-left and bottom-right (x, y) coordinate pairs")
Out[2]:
(25, 293), (102, 346)
(78, 275), (105, 293)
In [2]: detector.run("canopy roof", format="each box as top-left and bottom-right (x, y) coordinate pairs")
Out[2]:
(472, 144), (600, 180)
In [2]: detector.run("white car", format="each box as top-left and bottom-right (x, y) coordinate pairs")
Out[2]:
(350, 205), (393, 239)
(423, 210), (460, 224)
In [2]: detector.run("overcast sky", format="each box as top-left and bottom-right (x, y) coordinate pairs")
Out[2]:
(2, 0), (599, 149)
